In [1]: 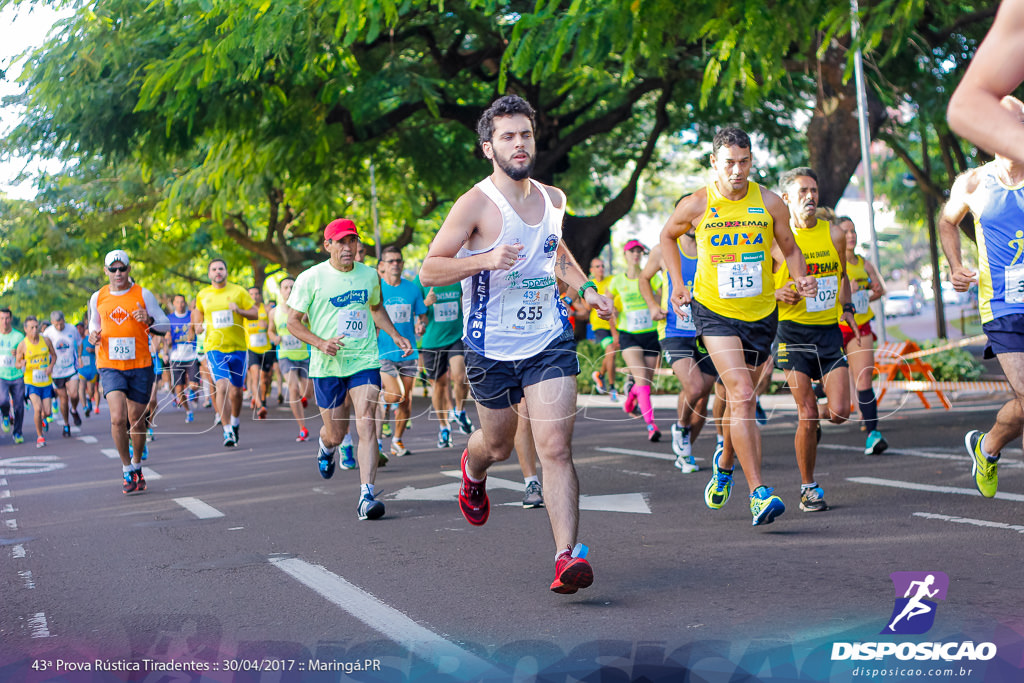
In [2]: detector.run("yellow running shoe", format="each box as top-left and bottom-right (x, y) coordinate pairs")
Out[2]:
(965, 430), (998, 498)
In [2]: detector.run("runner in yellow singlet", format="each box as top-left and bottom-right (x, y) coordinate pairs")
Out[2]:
(835, 215), (889, 456)
(771, 167), (857, 513)
(245, 288), (274, 419)
(606, 240), (663, 441)
(660, 126), (816, 527)
(587, 258), (619, 399)
(15, 316), (56, 448)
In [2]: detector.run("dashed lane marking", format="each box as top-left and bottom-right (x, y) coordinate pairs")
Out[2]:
(173, 497), (224, 519)
(914, 511), (1024, 534)
(595, 447), (674, 462)
(847, 476), (1024, 502)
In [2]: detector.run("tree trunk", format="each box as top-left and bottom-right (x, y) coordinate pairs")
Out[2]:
(806, 40), (888, 209)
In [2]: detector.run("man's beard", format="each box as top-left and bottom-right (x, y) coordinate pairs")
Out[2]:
(496, 151), (535, 181)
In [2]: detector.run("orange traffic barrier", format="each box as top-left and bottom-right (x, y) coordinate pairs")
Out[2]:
(874, 340), (952, 410)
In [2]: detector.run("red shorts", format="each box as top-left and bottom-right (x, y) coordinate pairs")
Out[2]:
(840, 319), (876, 348)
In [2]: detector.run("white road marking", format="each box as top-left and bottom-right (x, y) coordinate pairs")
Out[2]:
(0, 478), (6, 486)
(12, 544), (26, 559)
(847, 476), (1024, 502)
(0, 456), (66, 475)
(914, 511), (1024, 533)
(20, 569), (35, 589)
(595, 447), (674, 462)
(0, 490), (9, 499)
(398, 474), (652, 513)
(579, 493), (651, 514)
(5, 519), (16, 530)
(173, 497), (224, 519)
(28, 612), (50, 638)
(438, 471), (524, 490)
(820, 443), (1023, 468)
(1, 503), (13, 513)
(142, 467), (161, 480)
(76, 435), (97, 444)
(391, 483), (461, 502)
(102, 448), (120, 459)
(270, 556), (497, 678)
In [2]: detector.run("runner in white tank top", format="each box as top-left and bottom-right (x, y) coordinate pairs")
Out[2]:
(420, 95), (613, 595)
(458, 176), (572, 360)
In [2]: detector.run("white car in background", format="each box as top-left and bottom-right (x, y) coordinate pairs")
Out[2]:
(884, 290), (919, 317)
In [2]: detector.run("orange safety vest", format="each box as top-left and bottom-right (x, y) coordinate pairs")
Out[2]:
(96, 284), (153, 371)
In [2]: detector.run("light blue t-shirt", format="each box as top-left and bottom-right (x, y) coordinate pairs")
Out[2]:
(379, 278), (426, 361)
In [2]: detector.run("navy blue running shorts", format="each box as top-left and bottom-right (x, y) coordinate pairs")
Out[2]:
(464, 335), (580, 410)
(313, 368), (381, 410)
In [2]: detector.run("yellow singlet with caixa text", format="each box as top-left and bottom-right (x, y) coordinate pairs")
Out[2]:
(692, 182), (776, 321)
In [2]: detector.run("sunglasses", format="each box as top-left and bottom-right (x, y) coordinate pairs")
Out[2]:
(107, 265), (129, 273)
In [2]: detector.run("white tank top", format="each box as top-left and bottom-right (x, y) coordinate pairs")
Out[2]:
(459, 177), (572, 360)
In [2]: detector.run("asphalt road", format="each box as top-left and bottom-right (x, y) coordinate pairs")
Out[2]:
(1, 388), (1022, 683)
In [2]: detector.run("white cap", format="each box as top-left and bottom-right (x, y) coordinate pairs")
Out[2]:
(104, 249), (130, 267)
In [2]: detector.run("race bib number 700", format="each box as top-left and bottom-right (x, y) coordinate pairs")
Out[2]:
(337, 310), (369, 339)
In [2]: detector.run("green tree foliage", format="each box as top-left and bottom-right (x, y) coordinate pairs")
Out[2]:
(0, 0), (1004, 318)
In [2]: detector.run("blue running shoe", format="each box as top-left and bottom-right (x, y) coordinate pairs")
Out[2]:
(318, 441), (336, 479)
(455, 409), (474, 435)
(864, 430), (888, 455)
(186, 411), (194, 423)
(438, 427), (452, 448)
(755, 399), (767, 425)
(340, 442), (356, 470)
(357, 493), (385, 520)
(2, 415), (10, 432)
(750, 486), (786, 526)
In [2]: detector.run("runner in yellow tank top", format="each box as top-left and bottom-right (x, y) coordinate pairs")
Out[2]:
(835, 216), (889, 456)
(771, 168), (858, 514)
(659, 126), (816, 527)
(245, 290), (273, 420)
(16, 316), (57, 447)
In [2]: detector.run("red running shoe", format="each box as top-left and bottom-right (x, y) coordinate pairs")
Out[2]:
(550, 548), (594, 594)
(458, 449), (489, 526)
(136, 469), (147, 492)
(122, 470), (139, 495)
(257, 406), (268, 420)
(300, 396), (308, 408)
(296, 427), (309, 442)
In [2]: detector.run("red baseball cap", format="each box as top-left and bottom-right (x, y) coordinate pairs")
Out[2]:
(324, 218), (359, 241)
(623, 239), (648, 254)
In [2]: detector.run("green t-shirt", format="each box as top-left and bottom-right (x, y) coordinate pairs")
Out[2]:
(0, 329), (25, 381)
(289, 261), (381, 378)
(415, 275), (463, 350)
(273, 305), (310, 361)
(609, 272), (662, 334)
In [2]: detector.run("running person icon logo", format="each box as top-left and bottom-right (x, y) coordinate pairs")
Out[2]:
(882, 571), (949, 635)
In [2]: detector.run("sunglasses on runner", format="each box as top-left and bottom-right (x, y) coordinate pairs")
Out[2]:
(107, 265), (129, 273)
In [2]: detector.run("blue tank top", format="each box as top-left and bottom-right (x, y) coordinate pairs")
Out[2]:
(80, 339), (97, 371)
(663, 249), (699, 339)
(167, 311), (198, 362)
(976, 166), (1024, 323)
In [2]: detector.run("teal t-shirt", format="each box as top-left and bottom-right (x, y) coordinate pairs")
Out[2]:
(289, 261), (382, 378)
(416, 276), (463, 350)
(0, 329), (25, 381)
